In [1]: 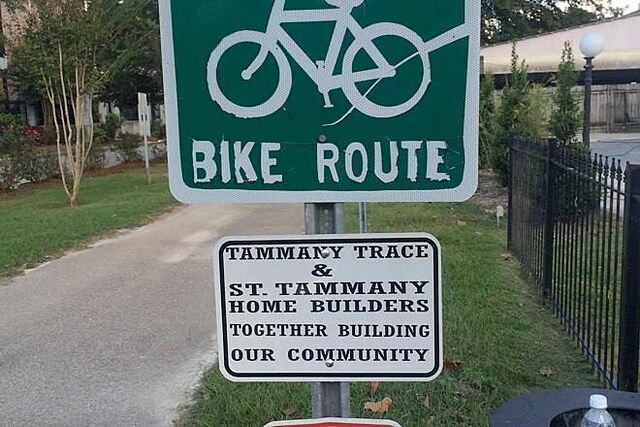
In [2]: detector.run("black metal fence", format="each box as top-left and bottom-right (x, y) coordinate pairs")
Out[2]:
(508, 135), (640, 391)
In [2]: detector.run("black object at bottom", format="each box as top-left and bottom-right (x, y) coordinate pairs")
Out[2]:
(491, 388), (640, 426)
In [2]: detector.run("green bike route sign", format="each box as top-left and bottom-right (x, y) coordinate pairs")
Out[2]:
(159, 0), (480, 203)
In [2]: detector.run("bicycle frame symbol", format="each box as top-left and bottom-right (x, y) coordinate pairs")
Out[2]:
(207, 0), (467, 125)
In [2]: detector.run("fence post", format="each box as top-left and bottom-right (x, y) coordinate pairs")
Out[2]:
(542, 139), (557, 299)
(507, 136), (514, 249)
(618, 164), (640, 392)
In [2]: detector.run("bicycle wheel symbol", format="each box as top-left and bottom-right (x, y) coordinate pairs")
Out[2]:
(207, 25), (431, 123)
(207, 30), (292, 119)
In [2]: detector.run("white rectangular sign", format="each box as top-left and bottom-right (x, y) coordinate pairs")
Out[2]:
(213, 233), (442, 382)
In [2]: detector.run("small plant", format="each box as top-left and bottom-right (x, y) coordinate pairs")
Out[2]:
(151, 119), (166, 139)
(85, 146), (106, 171)
(114, 133), (142, 163)
(0, 123), (54, 190)
(93, 126), (108, 144)
(104, 113), (123, 139)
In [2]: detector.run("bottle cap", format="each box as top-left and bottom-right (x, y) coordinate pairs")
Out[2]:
(590, 394), (608, 409)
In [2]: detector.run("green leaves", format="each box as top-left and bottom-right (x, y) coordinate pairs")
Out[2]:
(550, 41), (581, 145)
(482, 0), (612, 44)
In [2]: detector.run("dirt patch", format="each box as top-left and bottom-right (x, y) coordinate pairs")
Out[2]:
(471, 170), (508, 212)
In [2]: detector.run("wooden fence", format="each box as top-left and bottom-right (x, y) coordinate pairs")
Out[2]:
(591, 84), (640, 133)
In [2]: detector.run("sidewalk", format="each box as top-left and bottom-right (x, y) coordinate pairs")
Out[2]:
(590, 132), (640, 143)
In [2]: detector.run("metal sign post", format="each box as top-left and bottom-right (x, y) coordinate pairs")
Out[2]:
(137, 92), (151, 185)
(304, 202), (350, 418)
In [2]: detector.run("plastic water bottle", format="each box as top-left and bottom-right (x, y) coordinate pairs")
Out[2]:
(580, 394), (616, 427)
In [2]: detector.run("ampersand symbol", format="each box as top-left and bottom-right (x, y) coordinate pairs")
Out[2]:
(311, 264), (333, 277)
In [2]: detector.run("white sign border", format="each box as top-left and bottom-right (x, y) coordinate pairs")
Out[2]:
(159, 1), (480, 204)
(213, 233), (443, 382)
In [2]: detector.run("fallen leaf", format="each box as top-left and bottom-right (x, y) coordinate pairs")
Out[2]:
(368, 381), (380, 397)
(501, 252), (513, 261)
(282, 406), (298, 416)
(363, 397), (393, 414)
(444, 358), (463, 372)
(457, 220), (467, 227)
(540, 366), (553, 377)
(426, 415), (437, 426)
(456, 382), (475, 396)
(422, 394), (431, 410)
(202, 392), (210, 401)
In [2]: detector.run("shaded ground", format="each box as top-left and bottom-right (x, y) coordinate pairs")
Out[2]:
(471, 170), (508, 212)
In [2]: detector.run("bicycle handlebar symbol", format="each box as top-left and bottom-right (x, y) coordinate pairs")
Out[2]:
(207, 0), (466, 125)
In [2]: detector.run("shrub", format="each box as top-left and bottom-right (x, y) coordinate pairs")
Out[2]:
(84, 146), (106, 171)
(492, 44), (530, 186)
(93, 126), (108, 144)
(518, 84), (551, 139)
(479, 71), (496, 170)
(0, 128), (54, 190)
(0, 113), (24, 133)
(40, 126), (58, 146)
(151, 119), (166, 139)
(550, 41), (581, 145)
(114, 133), (142, 163)
(104, 112), (123, 139)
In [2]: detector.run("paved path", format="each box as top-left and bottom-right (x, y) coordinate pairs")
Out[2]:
(0, 204), (304, 426)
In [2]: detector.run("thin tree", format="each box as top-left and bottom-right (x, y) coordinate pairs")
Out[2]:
(7, 0), (149, 206)
(550, 41), (581, 145)
(492, 43), (530, 185)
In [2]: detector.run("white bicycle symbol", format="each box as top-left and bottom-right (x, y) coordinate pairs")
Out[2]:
(207, 0), (465, 125)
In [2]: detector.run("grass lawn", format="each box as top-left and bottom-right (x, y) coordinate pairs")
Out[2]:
(0, 163), (177, 279)
(181, 202), (598, 427)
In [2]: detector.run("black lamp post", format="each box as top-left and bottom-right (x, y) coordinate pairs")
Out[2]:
(579, 31), (604, 148)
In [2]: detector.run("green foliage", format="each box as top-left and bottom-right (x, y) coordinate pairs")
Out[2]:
(104, 113), (123, 139)
(7, 0), (151, 205)
(151, 119), (166, 139)
(84, 147), (106, 171)
(550, 41), (581, 145)
(492, 44), (531, 186)
(482, 0), (616, 44)
(0, 119), (56, 190)
(479, 72), (496, 170)
(0, 113), (24, 131)
(93, 126), (108, 144)
(114, 134), (142, 163)
(99, 1), (163, 107)
(40, 126), (58, 146)
(518, 84), (551, 138)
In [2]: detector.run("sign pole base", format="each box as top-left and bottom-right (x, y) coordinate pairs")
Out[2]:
(311, 382), (351, 418)
(305, 203), (351, 418)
